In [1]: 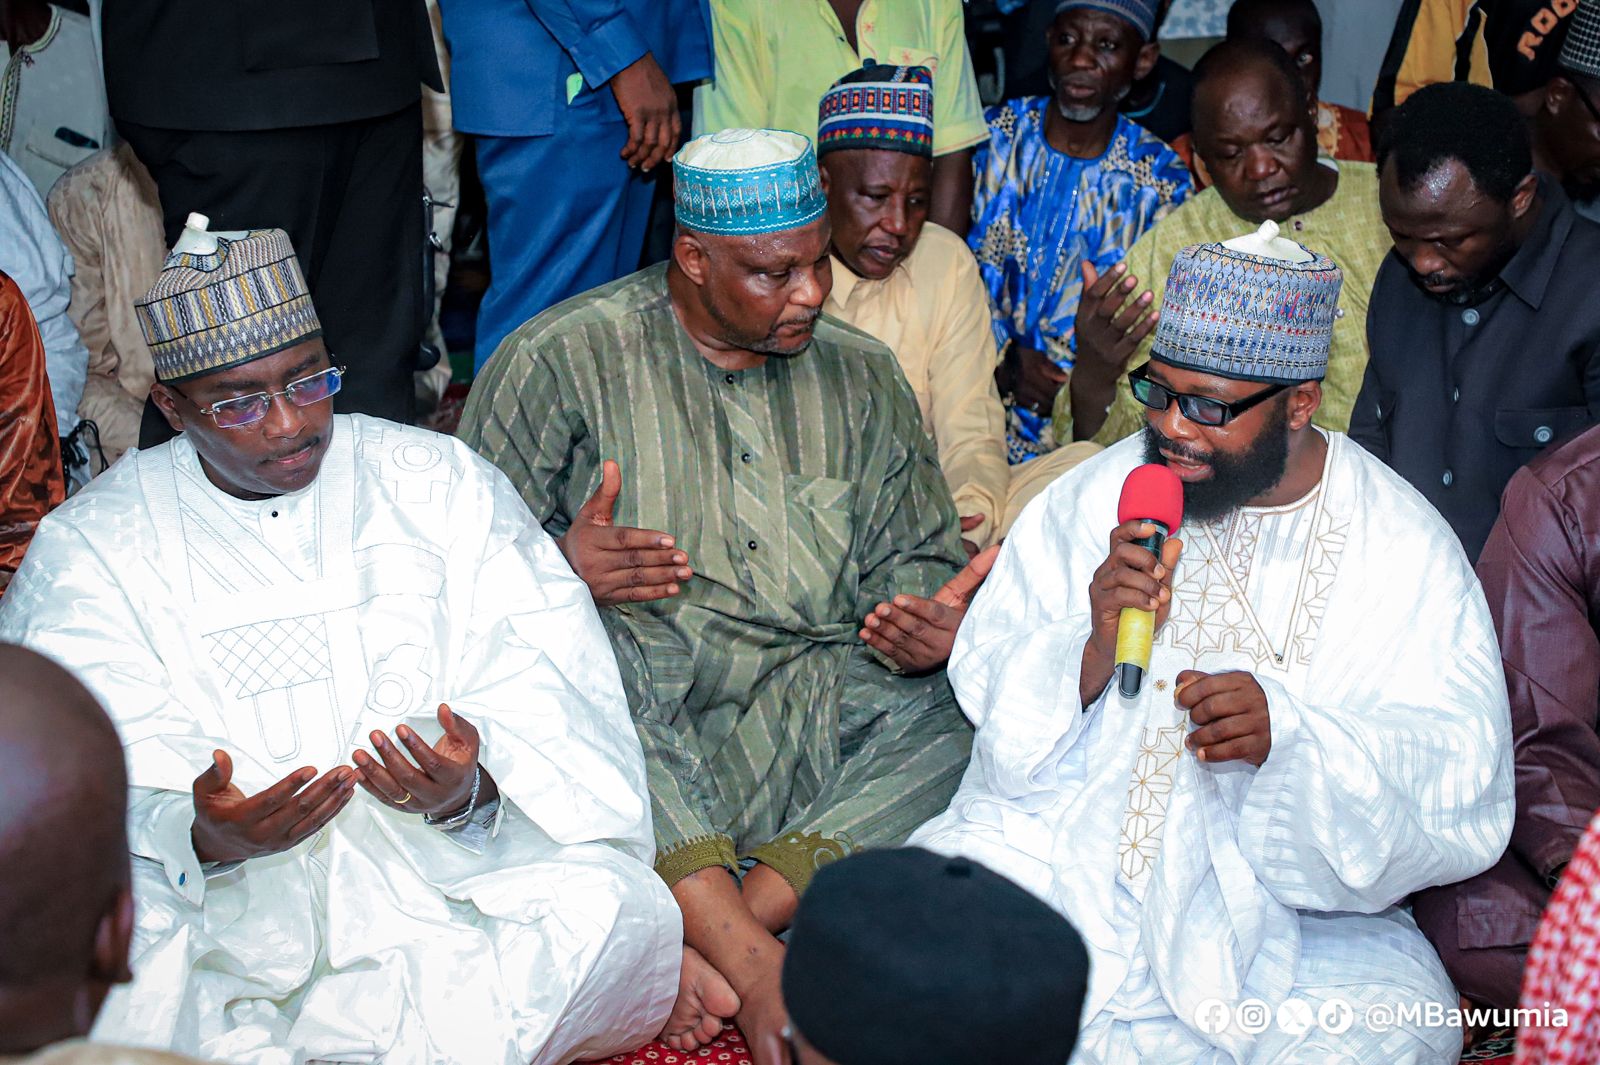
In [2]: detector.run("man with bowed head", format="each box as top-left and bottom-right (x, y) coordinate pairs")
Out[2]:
(0, 222), (701, 1063)
(0, 644), (208, 1065)
(460, 127), (993, 1061)
(911, 223), (1514, 1063)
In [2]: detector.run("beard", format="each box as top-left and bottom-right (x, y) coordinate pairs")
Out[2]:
(1141, 400), (1291, 521)
(707, 300), (820, 357)
(1048, 71), (1132, 123)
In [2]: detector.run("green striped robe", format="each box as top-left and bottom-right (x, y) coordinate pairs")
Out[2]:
(458, 264), (973, 893)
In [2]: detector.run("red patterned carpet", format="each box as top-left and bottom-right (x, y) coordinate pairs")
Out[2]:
(582, 1025), (753, 1065)
(583, 1024), (1514, 1065)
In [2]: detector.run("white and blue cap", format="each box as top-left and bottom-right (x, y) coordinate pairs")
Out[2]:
(673, 128), (828, 236)
(1150, 221), (1343, 384)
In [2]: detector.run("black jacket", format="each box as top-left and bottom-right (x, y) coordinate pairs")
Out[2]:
(1350, 183), (1600, 561)
(103, 0), (442, 131)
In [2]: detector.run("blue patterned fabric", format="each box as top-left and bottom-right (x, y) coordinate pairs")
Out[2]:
(1153, 241), (1341, 383)
(817, 64), (935, 159)
(968, 99), (1192, 463)
(672, 131), (827, 236)
(1055, 0), (1161, 40)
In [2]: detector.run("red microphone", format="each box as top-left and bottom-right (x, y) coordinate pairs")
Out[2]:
(1114, 464), (1184, 698)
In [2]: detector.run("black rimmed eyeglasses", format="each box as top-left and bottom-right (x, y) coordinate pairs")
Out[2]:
(1128, 364), (1287, 427)
(171, 365), (345, 429)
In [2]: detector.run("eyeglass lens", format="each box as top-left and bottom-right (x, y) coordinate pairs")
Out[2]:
(210, 368), (343, 428)
(1131, 376), (1228, 425)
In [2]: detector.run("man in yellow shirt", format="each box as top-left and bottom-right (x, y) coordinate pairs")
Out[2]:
(693, 0), (986, 234)
(1065, 39), (1393, 446)
(816, 65), (1099, 550)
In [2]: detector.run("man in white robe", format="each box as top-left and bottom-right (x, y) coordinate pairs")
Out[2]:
(0, 222), (695, 1065)
(910, 223), (1515, 1064)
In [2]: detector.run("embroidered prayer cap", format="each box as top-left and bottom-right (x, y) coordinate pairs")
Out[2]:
(782, 848), (1090, 1065)
(817, 63), (935, 159)
(672, 128), (828, 236)
(1149, 220), (1342, 385)
(1561, 0), (1600, 79)
(135, 215), (322, 383)
(1054, 0), (1160, 40)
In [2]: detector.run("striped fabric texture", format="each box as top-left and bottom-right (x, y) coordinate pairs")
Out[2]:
(458, 264), (973, 894)
(134, 228), (321, 383)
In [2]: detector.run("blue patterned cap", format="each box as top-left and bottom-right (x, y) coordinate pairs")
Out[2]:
(1150, 222), (1342, 384)
(818, 64), (935, 158)
(1054, 0), (1160, 40)
(673, 129), (828, 236)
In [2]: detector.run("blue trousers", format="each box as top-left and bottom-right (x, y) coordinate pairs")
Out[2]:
(474, 116), (657, 371)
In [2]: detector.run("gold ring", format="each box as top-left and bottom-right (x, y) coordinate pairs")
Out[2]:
(396, 792), (413, 805)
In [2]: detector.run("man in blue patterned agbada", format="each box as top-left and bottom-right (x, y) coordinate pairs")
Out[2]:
(970, 0), (1192, 463)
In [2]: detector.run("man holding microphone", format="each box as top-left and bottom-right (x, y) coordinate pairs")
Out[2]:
(910, 222), (1514, 1064)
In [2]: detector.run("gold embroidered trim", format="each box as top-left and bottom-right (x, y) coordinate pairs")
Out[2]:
(654, 833), (739, 888)
(748, 830), (854, 897)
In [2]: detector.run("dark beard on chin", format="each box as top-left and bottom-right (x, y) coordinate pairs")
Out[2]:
(1141, 400), (1291, 521)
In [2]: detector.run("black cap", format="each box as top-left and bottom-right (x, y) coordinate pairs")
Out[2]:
(782, 848), (1090, 1065)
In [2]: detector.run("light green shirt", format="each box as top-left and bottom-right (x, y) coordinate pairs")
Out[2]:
(458, 264), (972, 894)
(1081, 162), (1394, 445)
(692, 0), (988, 157)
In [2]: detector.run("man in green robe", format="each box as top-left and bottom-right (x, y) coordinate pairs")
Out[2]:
(458, 127), (991, 1059)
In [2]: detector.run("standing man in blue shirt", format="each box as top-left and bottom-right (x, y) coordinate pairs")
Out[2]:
(441, 0), (713, 371)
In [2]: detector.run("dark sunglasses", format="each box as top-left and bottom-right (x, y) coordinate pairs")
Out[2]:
(1128, 364), (1287, 427)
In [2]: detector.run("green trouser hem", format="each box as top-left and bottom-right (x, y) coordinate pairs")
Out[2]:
(747, 830), (855, 897)
(655, 833), (739, 888)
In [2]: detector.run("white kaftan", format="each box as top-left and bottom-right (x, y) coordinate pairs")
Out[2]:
(910, 432), (1514, 1064)
(0, 414), (680, 1065)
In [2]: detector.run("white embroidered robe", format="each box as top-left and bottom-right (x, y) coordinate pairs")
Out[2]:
(0, 415), (680, 1065)
(910, 432), (1514, 1064)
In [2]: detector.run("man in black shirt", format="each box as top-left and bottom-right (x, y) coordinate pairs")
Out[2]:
(1350, 82), (1600, 560)
(105, 0), (441, 429)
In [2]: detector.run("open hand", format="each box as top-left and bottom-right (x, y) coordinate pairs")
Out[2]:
(861, 546), (1000, 673)
(190, 751), (355, 864)
(1075, 261), (1159, 377)
(353, 703), (488, 817)
(610, 52), (680, 171)
(1178, 670), (1272, 766)
(559, 459), (692, 607)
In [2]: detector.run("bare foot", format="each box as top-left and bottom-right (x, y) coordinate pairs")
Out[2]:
(660, 945), (741, 1052)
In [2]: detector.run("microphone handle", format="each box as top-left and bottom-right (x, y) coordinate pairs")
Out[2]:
(1114, 525), (1168, 698)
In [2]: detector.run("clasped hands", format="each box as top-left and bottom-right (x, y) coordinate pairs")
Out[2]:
(191, 703), (485, 865)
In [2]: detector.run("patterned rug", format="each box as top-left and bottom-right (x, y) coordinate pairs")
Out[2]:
(1463, 1027), (1517, 1063)
(584, 1024), (1514, 1065)
(582, 1025), (752, 1065)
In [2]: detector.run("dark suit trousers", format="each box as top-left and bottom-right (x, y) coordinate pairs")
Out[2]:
(121, 102), (425, 443)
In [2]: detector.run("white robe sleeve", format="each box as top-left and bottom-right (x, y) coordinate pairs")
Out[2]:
(946, 470), (1117, 802)
(1234, 540), (1515, 913)
(438, 469), (657, 864)
(0, 519), (237, 905)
